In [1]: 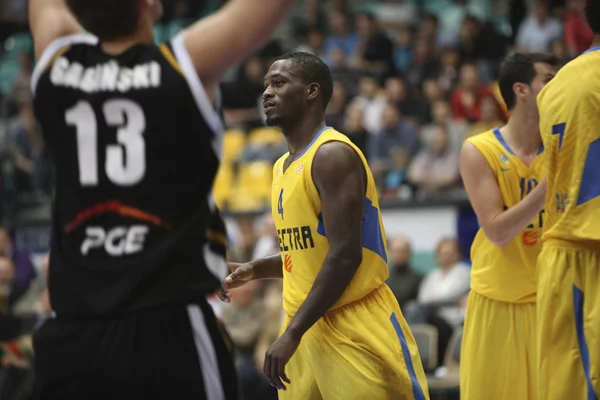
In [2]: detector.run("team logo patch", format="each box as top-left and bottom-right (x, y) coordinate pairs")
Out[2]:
(284, 253), (293, 272)
(500, 154), (509, 164)
(522, 230), (538, 246)
(297, 163), (304, 174)
(276, 167), (282, 176)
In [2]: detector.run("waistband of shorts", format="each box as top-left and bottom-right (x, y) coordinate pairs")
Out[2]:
(544, 238), (600, 253)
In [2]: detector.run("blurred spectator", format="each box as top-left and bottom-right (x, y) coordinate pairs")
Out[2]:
(221, 56), (265, 132)
(368, 103), (420, 181)
(417, 237), (470, 327)
(295, 27), (327, 61)
(323, 13), (359, 63)
(516, 0), (563, 52)
(436, 47), (461, 95)
(0, 256), (27, 311)
(354, 12), (395, 75)
(6, 101), (51, 196)
(385, 77), (428, 125)
(252, 213), (279, 260)
(7, 52), (33, 114)
(382, 147), (412, 200)
(451, 62), (495, 123)
(386, 236), (422, 310)
(408, 124), (461, 200)
(325, 81), (349, 130)
(466, 95), (505, 139)
(351, 75), (387, 134)
(343, 102), (369, 155)
(329, 48), (359, 96)
(563, 0), (594, 57)
(0, 226), (35, 288)
(406, 39), (439, 89)
(425, 99), (467, 151)
(392, 25), (415, 73)
(230, 217), (257, 263)
(220, 280), (268, 400)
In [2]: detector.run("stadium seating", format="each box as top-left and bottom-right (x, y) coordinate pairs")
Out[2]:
(427, 327), (463, 392)
(222, 129), (246, 162)
(410, 324), (439, 372)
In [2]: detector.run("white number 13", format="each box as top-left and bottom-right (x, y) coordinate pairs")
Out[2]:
(65, 99), (146, 186)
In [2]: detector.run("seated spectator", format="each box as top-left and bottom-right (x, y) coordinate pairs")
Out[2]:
(386, 236), (422, 311)
(350, 75), (387, 134)
(564, 0), (593, 57)
(384, 76), (428, 125)
(7, 100), (51, 196)
(295, 27), (327, 61)
(353, 12), (395, 75)
(392, 25), (415, 73)
(252, 213), (279, 260)
(229, 218), (257, 263)
(417, 237), (471, 367)
(368, 103), (420, 183)
(466, 95), (505, 139)
(382, 147), (412, 200)
(329, 48), (359, 96)
(408, 125), (461, 200)
(406, 39), (440, 89)
(342, 102), (369, 155)
(516, 0), (562, 52)
(325, 81), (349, 130)
(451, 62), (495, 123)
(323, 12), (360, 64)
(0, 226), (36, 288)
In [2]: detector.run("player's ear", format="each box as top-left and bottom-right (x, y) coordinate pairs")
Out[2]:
(512, 82), (529, 101)
(307, 83), (320, 101)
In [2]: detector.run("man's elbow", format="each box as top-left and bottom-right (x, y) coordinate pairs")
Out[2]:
(483, 228), (511, 248)
(332, 249), (363, 273)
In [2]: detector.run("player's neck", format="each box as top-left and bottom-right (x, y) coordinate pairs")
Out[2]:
(503, 111), (541, 154)
(101, 30), (154, 55)
(591, 35), (600, 49)
(283, 117), (326, 157)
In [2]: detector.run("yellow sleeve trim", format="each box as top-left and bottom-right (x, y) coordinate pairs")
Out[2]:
(159, 44), (184, 77)
(48, 46), (71, 67)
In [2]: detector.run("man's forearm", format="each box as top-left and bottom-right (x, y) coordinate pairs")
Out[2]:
(251, 253), (283, 280)
(485, 182), (546, 247)
(285, 252), (360, 339)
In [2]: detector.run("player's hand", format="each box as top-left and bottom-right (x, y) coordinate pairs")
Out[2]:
(263, 330), (299, 390)
(216, 262), (255, 303)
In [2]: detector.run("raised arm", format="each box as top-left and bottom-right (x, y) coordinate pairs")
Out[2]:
(29, 0), (84, 60)
(182, 0), (294, 87)
(460, 142), (546, 248)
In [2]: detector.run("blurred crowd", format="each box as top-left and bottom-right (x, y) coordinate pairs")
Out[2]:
(0, 0), (594, 398)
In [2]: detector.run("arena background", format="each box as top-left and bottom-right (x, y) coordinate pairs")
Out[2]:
(0, 0), (586, 398)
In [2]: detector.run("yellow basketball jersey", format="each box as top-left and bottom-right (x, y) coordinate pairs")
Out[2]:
(271, 127), (389, 317)
(467, 129), (545, 303)
(537, 49), (600, 249)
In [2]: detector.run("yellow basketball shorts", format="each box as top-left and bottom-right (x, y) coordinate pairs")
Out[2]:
(278, 284), (429, 400)
(537, 244), (600, 400)
(460, 291), (536, 400)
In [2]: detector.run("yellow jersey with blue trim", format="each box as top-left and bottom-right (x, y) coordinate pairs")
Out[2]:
(467, 128), (545, 303)
(537, 47), (600, 248)
(271, 127), (389, 317)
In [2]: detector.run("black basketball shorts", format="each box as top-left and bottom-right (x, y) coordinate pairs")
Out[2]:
(32, 300), (239, 400)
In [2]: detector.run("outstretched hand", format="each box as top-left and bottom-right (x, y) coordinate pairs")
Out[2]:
(216, 262), (255, 303)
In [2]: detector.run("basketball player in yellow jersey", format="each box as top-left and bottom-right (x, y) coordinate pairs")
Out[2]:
(218, 52), (429, 399)
(460, 53), (558, 400)
(535, 2), (600, 398)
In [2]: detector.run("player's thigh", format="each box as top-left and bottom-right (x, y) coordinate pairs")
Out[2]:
(461, 292), (536, 400)
(313, 286), (429, 400)
(536, 247), (596, 400)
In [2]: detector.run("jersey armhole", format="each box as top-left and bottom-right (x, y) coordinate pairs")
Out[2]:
(466, 140), (499, 178)
(170, 32), (224, 159)
(31, 33), (98, 96)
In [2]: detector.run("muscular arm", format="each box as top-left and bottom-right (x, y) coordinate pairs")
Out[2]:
(29, 0), (84, 60)
(460, 142), (546, 248)
(250, 253), (283, 280)
(286, 141), (365, 340)
(182, 0), (294, 89)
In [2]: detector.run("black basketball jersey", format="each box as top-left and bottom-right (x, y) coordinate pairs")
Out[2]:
(32, 33), (229, 318)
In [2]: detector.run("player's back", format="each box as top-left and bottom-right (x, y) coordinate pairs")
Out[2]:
(32, 33), (227, 317)
(467, 129), (544, 303)
(537, 49), (600, 248)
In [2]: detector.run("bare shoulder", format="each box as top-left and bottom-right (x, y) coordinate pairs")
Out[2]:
(312, 141), (363, 175)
